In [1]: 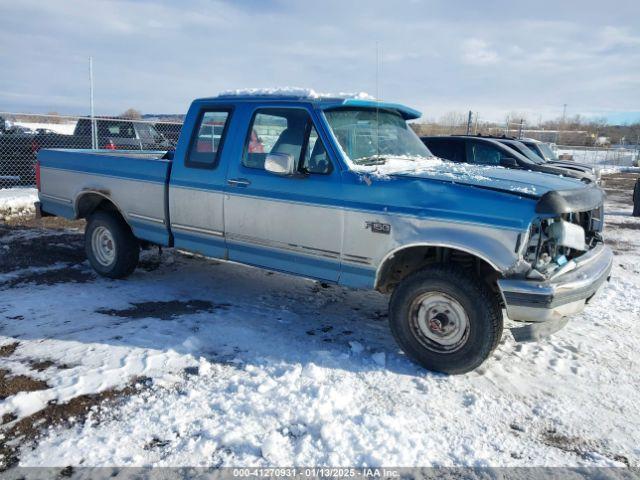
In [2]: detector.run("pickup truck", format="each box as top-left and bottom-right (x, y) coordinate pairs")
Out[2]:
(35, 93), (613, 374)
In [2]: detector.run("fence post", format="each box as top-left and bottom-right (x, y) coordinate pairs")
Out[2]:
(633, 179), (640, 217)
(89, 57), (97, 150)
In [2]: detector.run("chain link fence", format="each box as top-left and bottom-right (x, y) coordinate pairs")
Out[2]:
(2, 112), (638, 190)
(0, 112), (182, 189)
(555, 145), (639, 169)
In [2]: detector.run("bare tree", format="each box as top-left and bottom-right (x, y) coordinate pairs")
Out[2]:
(120, 108), (142, 120)
(46, 111), (62, 124)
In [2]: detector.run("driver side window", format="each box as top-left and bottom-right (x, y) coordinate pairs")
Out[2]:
(242, 108), (331, 174)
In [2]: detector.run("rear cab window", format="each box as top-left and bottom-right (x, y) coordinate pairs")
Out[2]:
(186, 110), (231, 169)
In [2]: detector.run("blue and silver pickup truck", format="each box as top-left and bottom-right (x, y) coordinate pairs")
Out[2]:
(35, 93), (613, 374)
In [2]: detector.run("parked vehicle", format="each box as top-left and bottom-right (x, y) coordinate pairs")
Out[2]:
(513, 137), (599, 178)
(154, 122), (182, 145)
(35, 93), (612, 374)
(0, 118), (172, 186)
(54, 118), (173, 150)
(421, 135), (597, 183)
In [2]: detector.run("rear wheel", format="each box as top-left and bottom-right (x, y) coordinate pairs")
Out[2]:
(85, 211), (139, 278)
(389, 265), (503, 374)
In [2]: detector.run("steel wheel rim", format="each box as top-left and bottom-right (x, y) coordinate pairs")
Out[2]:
(409, 291), (470, 353)
(91, 226), (116, 267)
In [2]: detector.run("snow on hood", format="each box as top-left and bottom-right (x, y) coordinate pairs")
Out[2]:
(352, 156), (587, 197)
(217, 87), (374, 100)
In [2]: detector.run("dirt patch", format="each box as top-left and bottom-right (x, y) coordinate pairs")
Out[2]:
(0, 226), (85, 273)
(1, 413), (17, 425)
(2, 266), (94, 289)
(0, 368), (50, 400)
(606, 238), (636, 255)
(541, 429), (630, 466)
(606, 221), (640, 231)
(138, 257), (162, 272)
(0, 342), (19, 357)
(601, 173), (639, 192)
(144, 436), (171, 450)
(4, 215), (85, 230)
(0, 378), (150, 470)
(96, 300), (230, 321)
(28, 359), (71, 372)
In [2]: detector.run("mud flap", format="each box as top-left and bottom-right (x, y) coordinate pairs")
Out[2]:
(34, 201), (52, 219)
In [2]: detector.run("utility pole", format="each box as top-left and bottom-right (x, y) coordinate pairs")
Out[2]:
(466, 110), (473, 135)
(518, 118), (524, 139)
(473, 112), (478, 134)
(89, 57), (97, 150)
(559, 103), (567, 145)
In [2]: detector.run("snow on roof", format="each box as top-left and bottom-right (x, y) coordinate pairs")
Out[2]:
(217, 87), (375, 100)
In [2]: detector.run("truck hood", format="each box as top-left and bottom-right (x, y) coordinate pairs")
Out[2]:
(357, 157), (586, 198)
(534, 162), (596, 182)
(355, 156), (605, 215)
(546, 160), (595, 174)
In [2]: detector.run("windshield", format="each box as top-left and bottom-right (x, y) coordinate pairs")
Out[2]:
(510, 142), (546, 164)
(536, 142), (558, 162)
(324, 108), (433, 165)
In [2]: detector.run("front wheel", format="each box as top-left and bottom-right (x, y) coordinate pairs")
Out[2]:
(389, 266), (503, 374)
(85, 211), (139, 278)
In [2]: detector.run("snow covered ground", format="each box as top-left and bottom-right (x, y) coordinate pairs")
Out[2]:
(0, 175), (639, 468)
(0, 188), (37, 221)
(12, 121), (76, 135)
(556, 147), (638, 168)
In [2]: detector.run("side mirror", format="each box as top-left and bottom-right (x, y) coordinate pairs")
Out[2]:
(265, 153), (296, 176)
(501, 156), (519, 168)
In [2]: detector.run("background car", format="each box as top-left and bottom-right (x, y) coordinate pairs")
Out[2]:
(421, 135), (597, 183)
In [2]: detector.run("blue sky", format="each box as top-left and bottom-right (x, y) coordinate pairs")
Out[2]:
(0, 0), (638, 124)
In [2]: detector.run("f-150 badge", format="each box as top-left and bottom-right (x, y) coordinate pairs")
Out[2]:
(365, 221), (391, 234)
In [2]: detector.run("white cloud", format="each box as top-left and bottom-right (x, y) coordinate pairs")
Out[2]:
(461, 38), (499, 65)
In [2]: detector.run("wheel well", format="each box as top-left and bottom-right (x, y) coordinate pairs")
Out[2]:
(76, 193), (122, 221)
(375, 246), (501, 295)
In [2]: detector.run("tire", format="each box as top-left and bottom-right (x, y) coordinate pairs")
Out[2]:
(85, 211), (139, 279)
(389, 265), (503, 374)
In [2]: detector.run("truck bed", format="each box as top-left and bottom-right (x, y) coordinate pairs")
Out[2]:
(38, 148), (173, 246)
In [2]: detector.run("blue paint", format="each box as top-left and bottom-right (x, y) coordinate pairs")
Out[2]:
(339, 263), (376, 289)
(129, 220), (171, 246)
(38, 149), (169, 184)
(227, 240), (341, 283)
(171, 230), (226, 259)
(39, 198), (75, 219)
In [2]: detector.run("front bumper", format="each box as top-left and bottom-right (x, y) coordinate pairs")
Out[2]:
(498, 244), (613, 340)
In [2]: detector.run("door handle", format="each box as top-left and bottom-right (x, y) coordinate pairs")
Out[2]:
(227, 178), (251, 187)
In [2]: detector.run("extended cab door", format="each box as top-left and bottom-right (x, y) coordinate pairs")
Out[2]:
(224, 105), (343, 282)
(168, 107), (233, 258)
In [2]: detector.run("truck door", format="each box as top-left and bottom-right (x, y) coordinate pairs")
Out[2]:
(224, 106), (342, 282)
(168, 108), (232, 258)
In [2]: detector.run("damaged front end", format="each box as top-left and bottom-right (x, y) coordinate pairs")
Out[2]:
(498, 185), (613, 341)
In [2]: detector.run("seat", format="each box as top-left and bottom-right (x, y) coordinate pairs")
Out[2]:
(271, 128), (304, 161)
